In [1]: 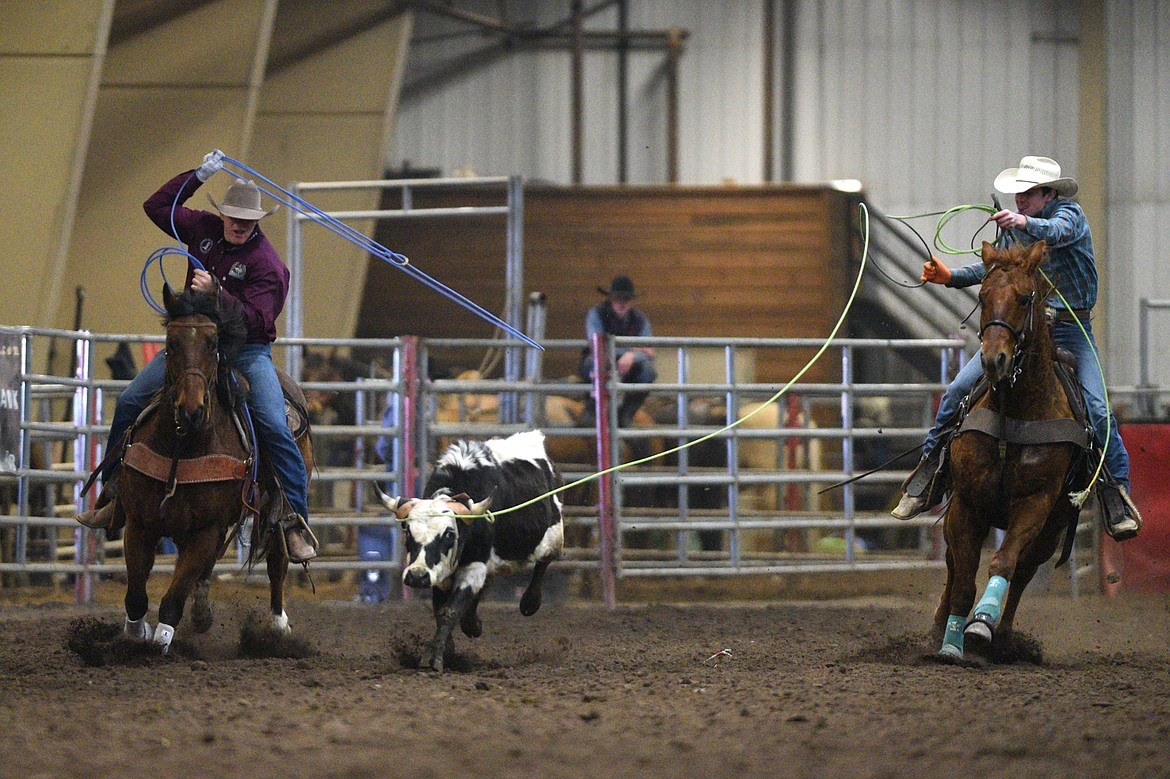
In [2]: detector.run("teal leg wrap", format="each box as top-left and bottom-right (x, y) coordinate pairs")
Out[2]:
(939, 614), (965, 658)
(973, 575), (1009, 624)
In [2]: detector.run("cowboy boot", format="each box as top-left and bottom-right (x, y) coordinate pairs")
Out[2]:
(76, 475), (123, 531)
(281, 513), (319, 563)
(891, 447), (946, 520)
(1099, 482), (1142, 542)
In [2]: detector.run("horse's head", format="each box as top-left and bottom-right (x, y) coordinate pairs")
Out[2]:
(977, 240), (1047, 387)
(161, 285), (246, 436)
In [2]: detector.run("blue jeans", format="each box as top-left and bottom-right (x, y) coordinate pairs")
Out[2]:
(921, 319), (1130, 490)
(581, 352), (657, 420)
(580, 351), (658, 385)
(106, 343), (310, 520)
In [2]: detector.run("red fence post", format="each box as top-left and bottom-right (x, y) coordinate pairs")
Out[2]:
(590, 332), (617, 609)
(400, 336), (420, 498)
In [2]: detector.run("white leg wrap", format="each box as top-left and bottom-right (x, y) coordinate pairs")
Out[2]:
(124, 616), (153, 641)
(152, 622), (176, 654)
(273, 611), (290, 636)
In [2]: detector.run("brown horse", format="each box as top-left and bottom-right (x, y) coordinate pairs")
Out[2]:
(118, 286), (312, 653)
(935, 240), (1088, 660)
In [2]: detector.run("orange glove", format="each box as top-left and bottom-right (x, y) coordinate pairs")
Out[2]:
(921, 255), (951, 285)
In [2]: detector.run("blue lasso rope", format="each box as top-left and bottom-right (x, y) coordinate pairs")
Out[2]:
(140, 161), (541, 350)
(220, 157), (542, 351)
(141, 171), (207, 314)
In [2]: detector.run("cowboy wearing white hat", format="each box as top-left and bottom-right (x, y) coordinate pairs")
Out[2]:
(78, 150), (318, 563)
(892, 155), (1142, 542)
(993, 155), (1079, 198)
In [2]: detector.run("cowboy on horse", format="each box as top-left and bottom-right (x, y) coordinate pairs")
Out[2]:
(891, 155), (1142, 542)
(77, 150), (317, 564)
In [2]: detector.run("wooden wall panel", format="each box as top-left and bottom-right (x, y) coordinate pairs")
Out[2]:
(358, 185), (855, 383)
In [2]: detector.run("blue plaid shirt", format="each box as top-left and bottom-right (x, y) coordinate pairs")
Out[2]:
(946, 197), (1098, 311)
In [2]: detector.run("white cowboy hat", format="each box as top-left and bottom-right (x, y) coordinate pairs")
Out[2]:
(993, 155), (1078, 198)
(207, 178), (280, 220)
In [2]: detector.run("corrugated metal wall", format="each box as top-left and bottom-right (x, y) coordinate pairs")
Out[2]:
(1107, 0), (1170, 385)
(791, 0), (1080, 211)
(389, 0), (1169, 385)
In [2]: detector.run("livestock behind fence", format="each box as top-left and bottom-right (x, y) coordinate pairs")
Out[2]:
(3, 326), (1145, 603)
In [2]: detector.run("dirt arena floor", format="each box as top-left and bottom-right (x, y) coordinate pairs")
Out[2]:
(1, 570), (1168, 779)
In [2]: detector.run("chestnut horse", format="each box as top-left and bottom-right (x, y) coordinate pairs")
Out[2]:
(935, 240), (1090, 660)
(118, 286), (313, 653)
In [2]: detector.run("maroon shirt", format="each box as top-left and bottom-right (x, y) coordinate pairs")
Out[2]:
(143, 171), (289, 344)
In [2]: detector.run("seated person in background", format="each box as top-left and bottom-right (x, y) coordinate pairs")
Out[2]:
(579, 275), (657, 426)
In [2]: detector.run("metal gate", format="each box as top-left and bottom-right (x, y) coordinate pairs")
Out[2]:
(1, 327), (1119, 605)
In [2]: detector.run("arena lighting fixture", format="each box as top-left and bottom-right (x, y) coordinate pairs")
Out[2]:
(830, 179), (863, 192)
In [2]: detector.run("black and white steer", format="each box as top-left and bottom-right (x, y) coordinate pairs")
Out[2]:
(382, 430), (564, 671)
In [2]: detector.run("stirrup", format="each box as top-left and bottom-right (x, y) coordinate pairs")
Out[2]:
(902, 448), (943, 498)
(1101, 485), (1142, 542)
(281, 514), (319, 563)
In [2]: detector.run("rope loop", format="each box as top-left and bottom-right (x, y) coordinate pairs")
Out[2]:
(139, 159), (538, 350)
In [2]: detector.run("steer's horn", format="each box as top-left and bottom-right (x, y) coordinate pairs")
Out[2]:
(374, 482), (398, 509)
(468, 494), (494, 515)
(378, 491), (415, 520)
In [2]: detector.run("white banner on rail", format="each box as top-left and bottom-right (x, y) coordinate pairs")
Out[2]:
(0, 331), (20, 472)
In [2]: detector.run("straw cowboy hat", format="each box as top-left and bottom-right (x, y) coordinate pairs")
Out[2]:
(597, 275), (638, 300)
(207, 178), (280, 220)
(993, 155), (1078, 198)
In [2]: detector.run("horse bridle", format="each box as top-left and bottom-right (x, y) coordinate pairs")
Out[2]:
(978, 282), (1038, 388)
(168, 321), (219, 434)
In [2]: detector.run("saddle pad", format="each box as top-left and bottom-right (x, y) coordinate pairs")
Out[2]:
(124, 442), (247, 484)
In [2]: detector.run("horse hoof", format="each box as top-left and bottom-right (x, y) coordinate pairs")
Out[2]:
(964, 616), (994, 653)
(938, 643), (963, 660)
(191, 607), (213, 634)
(419, 646), (444, 672)
(125, 616), (153, 641)
(460, 614), (482, 638)
(152, 623), (176, 654)
(273, 611), (291, 636)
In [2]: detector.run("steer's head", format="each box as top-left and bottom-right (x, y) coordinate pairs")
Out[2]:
(382, 492), (493, 590)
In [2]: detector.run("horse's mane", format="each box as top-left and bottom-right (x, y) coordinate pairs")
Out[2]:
(985, 240), (1047, 273)
(163, 288), (248, 363)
